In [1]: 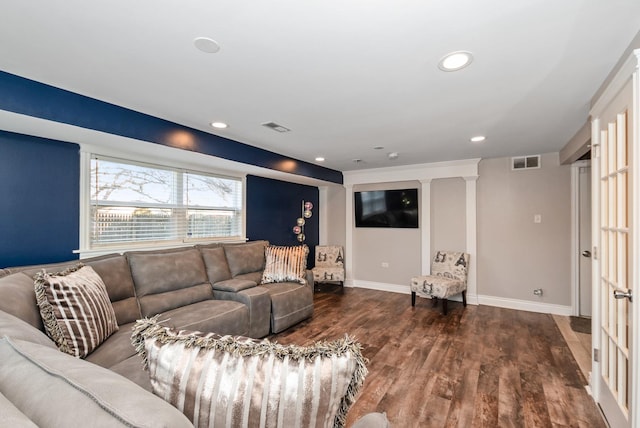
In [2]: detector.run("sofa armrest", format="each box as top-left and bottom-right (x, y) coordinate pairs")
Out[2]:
(213, 287), (271, 338)
(0, 337), (193, 427)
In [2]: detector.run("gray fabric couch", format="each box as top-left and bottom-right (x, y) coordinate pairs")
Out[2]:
(0, 240), (315, 427)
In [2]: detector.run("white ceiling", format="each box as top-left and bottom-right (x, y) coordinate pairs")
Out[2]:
(1, 1), (639, 172)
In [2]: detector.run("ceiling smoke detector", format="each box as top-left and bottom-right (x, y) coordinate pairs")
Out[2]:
(261, 122), (291, 133)
(193, 37), (221, 54)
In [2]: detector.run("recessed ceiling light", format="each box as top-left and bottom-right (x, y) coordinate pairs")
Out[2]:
(315, 157), (325, 162)
(210, 121), (228, 129)
(194, 37), (221, 54)
(470, 135), (486, 142)
(438, 51), (473, 72)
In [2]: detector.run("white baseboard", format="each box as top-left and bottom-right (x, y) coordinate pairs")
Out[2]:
(346, 279), (409, 294)
(345, 280), (572, 316)
(476, 294), (573, 316)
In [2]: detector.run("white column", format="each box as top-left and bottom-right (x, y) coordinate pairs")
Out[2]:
(420, 179), (432, 275)
(464, 176), (478, 304)
(344, 184), (354, 287)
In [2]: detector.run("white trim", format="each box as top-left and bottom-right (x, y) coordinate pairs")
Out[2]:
(419, 179), (432, 275)
(318, 186), (329, 245)
(590, 116), (602, 403)
(631, 52), (640, 428)
(344, 184), (354, 285)
(590, 49), (640, 117)
(346, 280), (410, 294)
(343, 158), (480, 186)
(464, 176), (478, 305)
(477, 294), (573, 316)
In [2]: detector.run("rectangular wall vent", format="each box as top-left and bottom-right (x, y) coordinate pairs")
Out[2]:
(511, 155), (541, 170)
(261, 122), (291, 133)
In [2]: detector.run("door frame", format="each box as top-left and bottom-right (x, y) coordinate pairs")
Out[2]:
(590, 48), (640, 427)
(571, 159), (591, 318)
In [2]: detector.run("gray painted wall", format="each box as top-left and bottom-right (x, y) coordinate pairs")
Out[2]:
(337, 152), (572, 307)
(352, 181), (421, 285)
(477, 152), (571, 305)
(431, 178), (466, 259)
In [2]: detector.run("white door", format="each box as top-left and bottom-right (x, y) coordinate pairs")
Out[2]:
(579, 165), (592, 317)
(591, 55), (638, 427)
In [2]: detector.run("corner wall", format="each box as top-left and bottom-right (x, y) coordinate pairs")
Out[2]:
(477, 153), (571, 309)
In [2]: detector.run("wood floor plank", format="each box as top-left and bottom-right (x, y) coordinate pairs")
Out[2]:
(270, 287), (607, 427)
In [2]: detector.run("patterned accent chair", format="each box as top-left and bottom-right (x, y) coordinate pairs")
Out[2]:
(410, 251), (469, 315)
(312, 246), (345, 287)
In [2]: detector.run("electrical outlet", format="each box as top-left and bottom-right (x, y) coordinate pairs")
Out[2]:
(381, 262), (389, 268)
(533, 288), (543, 296)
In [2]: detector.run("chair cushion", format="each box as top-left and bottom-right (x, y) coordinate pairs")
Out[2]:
(410, 275), (465, 299)
(262, 245), (309, 285)
(131, 316), (367, 428)
(34, 264), (119, 358)
(312, 267), (345, 282)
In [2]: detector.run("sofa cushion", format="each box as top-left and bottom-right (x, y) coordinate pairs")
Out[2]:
(131, 317), (368, 428)
(84, 254), (141, 326)
(0, 310), (56, 349)
(199, 247), (233, 283)
(262, 245), (309, 285)
(34, 265), (119, 358)
(108, 353), (153, 391)
(0, 337), (192, 427)
(157, 300), (250, 336)
(0, 272), (43, 330)
(224, 240), (268, 277)
(127, 248), (213, 317)
(85, 322), (137, 369)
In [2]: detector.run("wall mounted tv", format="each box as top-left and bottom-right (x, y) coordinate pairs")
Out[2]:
(354, 188), (419, 228)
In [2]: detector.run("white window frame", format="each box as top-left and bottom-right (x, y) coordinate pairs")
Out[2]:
(77, 144), (247, 258)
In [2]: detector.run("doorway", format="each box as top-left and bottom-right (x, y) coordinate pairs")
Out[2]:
(572, 160), (592, 318)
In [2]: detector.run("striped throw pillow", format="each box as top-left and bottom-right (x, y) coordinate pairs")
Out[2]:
(132, 317), (368, 428)
(261, 245), (309, 285)
(34, 264), (118, 358)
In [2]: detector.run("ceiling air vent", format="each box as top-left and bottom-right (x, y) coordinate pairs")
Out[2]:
(512, 155), (541, 170)
(261, 122), (291, 133)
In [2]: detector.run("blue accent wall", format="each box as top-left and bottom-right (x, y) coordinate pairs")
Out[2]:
(0, 70), (343, 184)
(0, 130), (79, 267)
(246, 175), (319, 267)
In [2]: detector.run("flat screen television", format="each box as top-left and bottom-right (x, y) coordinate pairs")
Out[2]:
(354, 188), (419, 228)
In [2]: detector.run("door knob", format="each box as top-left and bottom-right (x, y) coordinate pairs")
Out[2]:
(613, 288), (633, 302)
(582, 250), (591, 258)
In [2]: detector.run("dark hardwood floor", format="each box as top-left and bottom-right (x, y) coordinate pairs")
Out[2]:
(270, 287), (606, 428)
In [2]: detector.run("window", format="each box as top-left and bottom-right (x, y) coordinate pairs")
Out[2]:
(89, 156), (243, 248)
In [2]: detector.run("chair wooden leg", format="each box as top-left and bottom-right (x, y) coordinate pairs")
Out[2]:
(442, 299), (448, 315)
(462, 290), (467, 307)
(411, 292), (416, 306)
(431, 297), (438, 307)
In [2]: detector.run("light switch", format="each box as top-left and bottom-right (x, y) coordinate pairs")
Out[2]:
(534, 214), (542, 224)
